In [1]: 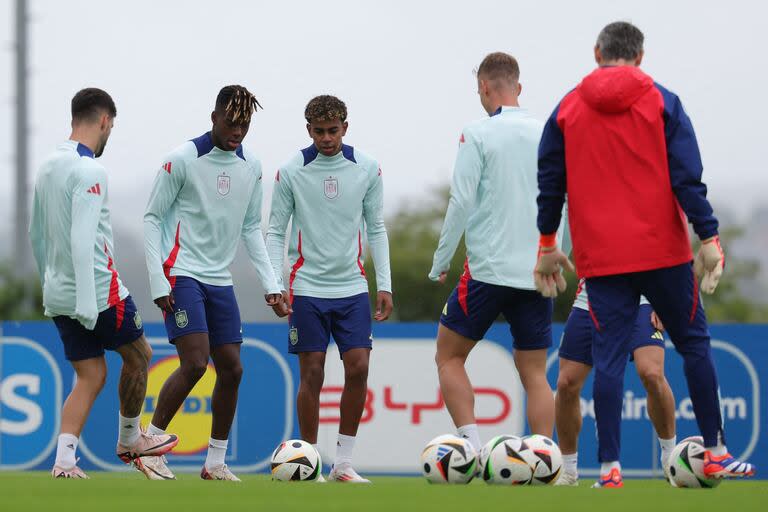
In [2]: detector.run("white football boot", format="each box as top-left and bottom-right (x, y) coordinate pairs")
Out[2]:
(133, 455), (176, 480)
(328, 463), (371, 483)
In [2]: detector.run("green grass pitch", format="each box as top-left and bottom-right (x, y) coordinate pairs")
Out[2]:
(0, 472), (764, 512)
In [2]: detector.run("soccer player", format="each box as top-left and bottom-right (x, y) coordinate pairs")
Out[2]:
(141, 85), (283, 481)
(267, 95), (392, 483)
(555, 280), (677, 485)
(535, 21), (755, 487)
(30, 88), (178, 479)
(429, 53), (562, 453)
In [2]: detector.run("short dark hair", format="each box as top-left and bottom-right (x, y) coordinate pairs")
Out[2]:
(71, 88), (116, 122)
(216, 85), (262, 124)
(476, 52), (520, 84)
(596, 21), (644, 61)
(305, 95), (347, 123)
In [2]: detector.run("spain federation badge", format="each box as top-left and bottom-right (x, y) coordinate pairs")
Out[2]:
(175, 310), (189, 328)
(217, 173), (230, 196)
(324, 176), (339, 199)
(289, 327), (299, 346)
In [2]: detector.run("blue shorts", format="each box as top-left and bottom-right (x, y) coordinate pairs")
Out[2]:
(164, 276), (242, 346)
(559, 304), (663, 366)
(440, 274), (553, 350)
(288, 293), (372, 357)
(53, 295), (144, 361)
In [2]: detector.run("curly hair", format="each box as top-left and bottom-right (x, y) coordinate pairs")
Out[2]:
(216, 85), (262, 124)
(304, 95), (347, 123)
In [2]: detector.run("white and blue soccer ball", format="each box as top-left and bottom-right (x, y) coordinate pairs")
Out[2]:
(420, 434), (478, 484)
(522, 434), (563, 485)
(666, 436), (720, 488)
(479, 435), (534, 485)
(270, 439), (322, 481)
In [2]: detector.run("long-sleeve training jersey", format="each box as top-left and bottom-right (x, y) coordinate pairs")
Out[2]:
(266, 144), (391, 299)
(144, 132), (280, 300)
(30, 140), (129, 328)
(537, 66), (718, 278)
(430, 106), (563, 289)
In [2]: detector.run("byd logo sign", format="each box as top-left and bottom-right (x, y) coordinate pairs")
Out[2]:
(0, 338), (62, 469)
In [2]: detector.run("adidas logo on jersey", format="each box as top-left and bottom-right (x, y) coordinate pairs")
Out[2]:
(162, 162), (172, 174)
(87, 183), (101, 195)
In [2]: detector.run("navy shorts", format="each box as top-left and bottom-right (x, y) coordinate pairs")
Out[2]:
(288, 293), (372, 357)
(559, 304), (663, 366)
(440, 272), (553, 350)
(164, 276), (242, 346)
(53, 295), (144, 361)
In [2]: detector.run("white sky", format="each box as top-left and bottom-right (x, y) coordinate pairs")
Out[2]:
(1, 0), (766, 249)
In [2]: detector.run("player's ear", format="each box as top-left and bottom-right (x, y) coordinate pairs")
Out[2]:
(100, 113), (109, 131)
(306, 123), (312, 137)
(594, 45), (602, 65)
(211, 111), (217, 125)
(341, 121), (348, 136)
(518, 82), (523, 97)
(635, 50), (644, 66)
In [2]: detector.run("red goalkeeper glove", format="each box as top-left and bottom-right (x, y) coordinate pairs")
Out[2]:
(534, 233), (575, 298)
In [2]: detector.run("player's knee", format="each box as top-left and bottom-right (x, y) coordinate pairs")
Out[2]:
(218, 363), (243, 387)
(344, 358), (369, 383)
(556, 373), (581, 397)
(638, 365), (665, 390)
(181, 360), (208, 383)
(300, 364), (325, 390)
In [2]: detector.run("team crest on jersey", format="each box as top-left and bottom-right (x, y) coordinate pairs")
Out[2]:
(175, 310), (189, 328)
(134, 312), (143, 330)
(324, 177), (339, 199)
(217, 173), (230, 196)
(289, 327), (299, 345)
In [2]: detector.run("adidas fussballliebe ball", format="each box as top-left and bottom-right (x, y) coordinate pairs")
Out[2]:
(479, 435), (534, 485)
(522, 434), (563, 485)
(421, 434), (478, 484)
(270, 439), (322, 481)
(666, 436), (720, 488)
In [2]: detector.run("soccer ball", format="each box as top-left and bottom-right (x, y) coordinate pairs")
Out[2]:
(420, 434), (478, 484)
(270, 439), (322, 481)
(522, 434), (563, 485)
(666, 437), (720, 488)
(479, 435), (534, 485)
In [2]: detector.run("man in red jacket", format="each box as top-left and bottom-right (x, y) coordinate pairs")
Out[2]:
(535, 21), (755, 487)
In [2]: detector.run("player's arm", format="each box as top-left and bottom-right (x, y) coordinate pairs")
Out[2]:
(535, 103), (574, 297)
(28, 187), (46, 288)
(70, 168), (106, 330)
(143, 156), (185, 308)
(265, 169), (295, 316)
(241, 163), (282, 304)
(363, 165), (393, 321)
(429, 131), (482, 282)
(656, 85), (723, 293)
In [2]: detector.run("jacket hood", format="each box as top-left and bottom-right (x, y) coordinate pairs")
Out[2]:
(577, 66), (654, 113)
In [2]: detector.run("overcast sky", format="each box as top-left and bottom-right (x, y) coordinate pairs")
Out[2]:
(1, 0), (766, 253)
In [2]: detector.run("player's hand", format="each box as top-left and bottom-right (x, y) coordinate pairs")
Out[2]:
(374, 291), (393, 321)
(271, 290), (292, 318)
(154, 293), (175, 314)
(438, 272), (447, 284)
(534, 236), (575, 298)
(694, 235), (725, 294)
(265, 293), (282, 307)
(650, 310), (665, 332)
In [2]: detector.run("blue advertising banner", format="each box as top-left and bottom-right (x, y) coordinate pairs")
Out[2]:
(1, 321), (765, 477)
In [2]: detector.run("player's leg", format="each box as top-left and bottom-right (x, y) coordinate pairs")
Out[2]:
(628, 304), (676, 472)
(436, 271), (499, 453)
(554, 307), (596, 485)
(329, 293), (374, 483)
(639, 263), (755, 478)
(585, 275), (640, 488)
(504, 289), (555, 436)
(297, 351), (327, 443)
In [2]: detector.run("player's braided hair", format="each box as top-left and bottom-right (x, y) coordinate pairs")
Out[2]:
(215, 85), (262, 124)
(304, 95), (347, 123)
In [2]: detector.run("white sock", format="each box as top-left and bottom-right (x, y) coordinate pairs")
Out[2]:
(205, 437), (228, 470)
(456, 424), (481, 453)
(659, 436), (676, 466)
(55, 433), (79, 469)
(118, 413), (141, 447)
(335, 433), (356, 467)
(706, 444), (728, 456)
(600, 461), (621, 474)
(146, 423), (166, 436)
(563, 452), (578, 476)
